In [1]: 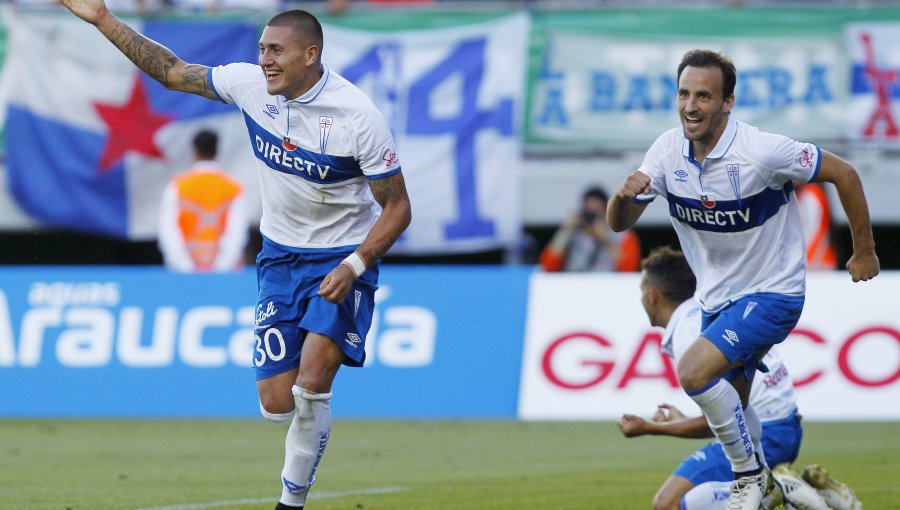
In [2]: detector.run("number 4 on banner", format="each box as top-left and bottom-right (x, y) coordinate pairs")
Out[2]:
(343, 38), (514, 241)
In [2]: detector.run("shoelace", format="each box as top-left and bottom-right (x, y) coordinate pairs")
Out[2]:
(726, 480), (752, 509)
(725, 474), (766, 510)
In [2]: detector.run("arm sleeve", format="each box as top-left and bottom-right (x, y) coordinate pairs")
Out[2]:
(157, 182), (196, 272)
(209, 63), (261, 107)
(634, 132), (673, 203)
(755, 131), (821, 185)
(354, 101), (402, 179)
(213, 189), (249, 272)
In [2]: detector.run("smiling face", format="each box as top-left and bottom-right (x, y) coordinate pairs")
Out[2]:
(258, 24), (321, 99)
(676, 65), (734, 154)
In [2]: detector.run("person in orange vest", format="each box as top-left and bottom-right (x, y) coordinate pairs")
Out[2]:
(158, 129), (248, 272)
(539, 186), (641, 272)
(795, 181), (838, 270)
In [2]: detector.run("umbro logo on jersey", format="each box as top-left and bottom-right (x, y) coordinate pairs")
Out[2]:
(674, 169), (688, 183)
(722, 329), (740, 346)
(345, 332), (361, 347)
(264, 104), (279, 119)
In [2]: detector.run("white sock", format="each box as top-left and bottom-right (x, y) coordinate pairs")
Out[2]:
(687, 378), (759, 474)
(279, 386), (332, 507)
(743, 403), (766, 468)
(682, 481), (731, 510)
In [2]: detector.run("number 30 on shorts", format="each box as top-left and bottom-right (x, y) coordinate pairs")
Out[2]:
(254, 327), (286, 366)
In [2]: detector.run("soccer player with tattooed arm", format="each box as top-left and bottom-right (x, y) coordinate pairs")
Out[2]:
(607, 49), (879, 510)
(59, 1), (411, 508)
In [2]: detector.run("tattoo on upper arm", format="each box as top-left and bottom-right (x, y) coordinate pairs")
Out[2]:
(368, 173), (409, 208)
(181, 64), (218, 100)
(108, 18), (216, 100)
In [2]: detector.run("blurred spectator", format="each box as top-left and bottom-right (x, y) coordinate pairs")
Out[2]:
(327, 0), (435, 15)
(173, 0), (279, 12)
(795, 181), (838, 270)
(158, 129), (249, 272)
(539, 186), (641, 272)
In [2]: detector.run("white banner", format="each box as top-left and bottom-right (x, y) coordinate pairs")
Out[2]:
(531, 34), (845, 146)
(845, 23), (900, 143)
(323, 14), (529, 254)
(519, 272), (900, 421)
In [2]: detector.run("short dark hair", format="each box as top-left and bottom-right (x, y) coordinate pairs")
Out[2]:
(641, 246), (696, 304)
(267, 10), (324, 50)
(677, 49), (736, 99)
(582, 186), (609, 204)
(192, 129), (218, 160)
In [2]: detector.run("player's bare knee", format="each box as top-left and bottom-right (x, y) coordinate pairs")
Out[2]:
(258, 393), (294, 416)
(295, 373), (332, 395)
(677, 363), (706, 392)
(259, 401), (295, 423)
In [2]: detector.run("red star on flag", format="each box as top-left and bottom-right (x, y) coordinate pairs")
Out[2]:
(93, 77), (173, 172)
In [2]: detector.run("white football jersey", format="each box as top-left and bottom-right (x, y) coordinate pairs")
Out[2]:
(662, 298), (798, 422)
(210, 63), (401, 249)
(636, 117), (820, 312)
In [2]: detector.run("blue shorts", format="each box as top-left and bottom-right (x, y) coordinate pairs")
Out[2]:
(673, 410), (803, 484)
(701, 293), (804, 380)
(252, 237), (379, 381)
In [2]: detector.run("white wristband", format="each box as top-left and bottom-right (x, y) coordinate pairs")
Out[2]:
(341, 252), (366, 278)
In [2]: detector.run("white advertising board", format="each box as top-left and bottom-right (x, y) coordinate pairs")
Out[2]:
(519, 272), (900, 421)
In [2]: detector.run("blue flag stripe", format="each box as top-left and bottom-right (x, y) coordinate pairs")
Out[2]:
(6, 106), (129, 237)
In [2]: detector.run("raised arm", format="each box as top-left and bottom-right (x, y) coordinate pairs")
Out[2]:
(814, 150), (879, 282)
(607, 170), (651, 232)
(59, 0), (219, 100)
(317, 172), (412, 304)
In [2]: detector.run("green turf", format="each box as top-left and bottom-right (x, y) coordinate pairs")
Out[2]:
(1, 420), (897, 510)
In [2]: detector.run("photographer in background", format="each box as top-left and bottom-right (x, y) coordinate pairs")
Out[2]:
(539, 186), (640, 272)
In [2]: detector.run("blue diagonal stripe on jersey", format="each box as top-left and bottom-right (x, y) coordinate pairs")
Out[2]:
(241, 111), (362, 183)
(667, 182), (792, 233)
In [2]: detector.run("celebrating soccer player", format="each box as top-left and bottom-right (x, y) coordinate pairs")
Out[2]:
(58, 1), (412, 508)
(607, 49), (879, 510)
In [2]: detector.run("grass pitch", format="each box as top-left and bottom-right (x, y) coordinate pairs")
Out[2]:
(1, 420), (897, 510)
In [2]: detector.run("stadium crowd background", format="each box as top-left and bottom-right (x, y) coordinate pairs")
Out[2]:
(0, 0), (899, 268)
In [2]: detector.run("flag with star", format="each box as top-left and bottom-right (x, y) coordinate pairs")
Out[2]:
(3, 12), (260, 239)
